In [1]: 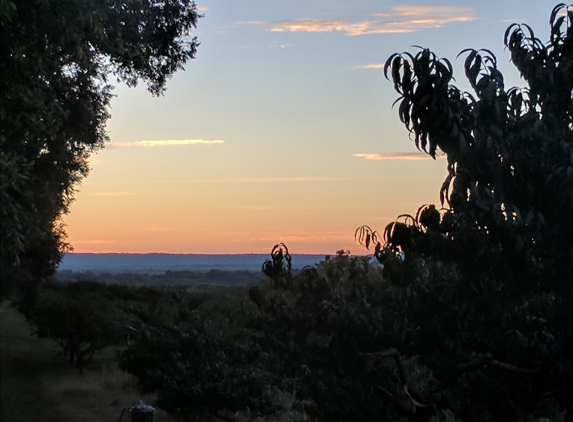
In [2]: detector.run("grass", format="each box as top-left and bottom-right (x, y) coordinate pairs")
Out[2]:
(0, 300), (176, 422)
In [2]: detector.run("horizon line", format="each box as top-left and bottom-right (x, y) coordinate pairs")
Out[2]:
(62, 251), (338, 256)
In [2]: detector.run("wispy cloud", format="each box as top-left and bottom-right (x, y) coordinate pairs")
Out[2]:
(277, 234), (351, 242)
(107, 139), (224, 149)
(93, 192), (136, 196)
(87, 157), (103, 167)
(244, 5), (475, 36)
(146, 227), (178, 232)
(116, 174), (439, 184)
(353, 152), (443, 160)
(196, 6), (209, 12)
(247, 19), (373, 35)
(240, 42), (294, 49)
(149, 175), (390, 184)
(352, 63), (385, 69)
(226, 204), (304, 210)
(238, 233), (350, 243)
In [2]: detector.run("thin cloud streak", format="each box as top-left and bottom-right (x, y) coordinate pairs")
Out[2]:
(240, 233), (350, 243)
(354, 152), (443, 160)
(353, 63), (385, 69)
(240, 43), (294, 49)
(277, 234), (351, 242)
(146, 227), (178, 232)
(226, 204), (304, 211)
(108, 174), (441, 185)
(93, 192), (136, 196)
(87, 158), (103, 166)
(107, 139), (224, 149)
(245, 5), (475, 36)
(145, 175), (394, 184)
(372, 5), (473, 18)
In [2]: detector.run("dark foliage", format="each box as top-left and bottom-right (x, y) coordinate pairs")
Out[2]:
(30, 281), (131, 373)
(56, 269), (265, 287)
(29, 280), (201, 373)
(120, 322), (283, 422)
(258, 247), (428, 421)
(252, 5), (573, 421)
(0, 0), (201, 297)
(119, 285), (284, 422)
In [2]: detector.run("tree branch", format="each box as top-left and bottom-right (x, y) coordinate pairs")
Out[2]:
(362, 348), (428, 417)
(440, 353), (537, 392)
(490, 359), (537, 375)
(454, 353), (492, 372)
(365, 348), (538, 412)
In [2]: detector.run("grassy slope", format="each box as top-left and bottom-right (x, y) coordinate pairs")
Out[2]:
(1, 300), (65, 421)
(0, 301), (176, 422)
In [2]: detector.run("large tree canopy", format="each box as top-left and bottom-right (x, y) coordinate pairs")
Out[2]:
(374, 2), (573, 270)
(0, 0), (201, 294)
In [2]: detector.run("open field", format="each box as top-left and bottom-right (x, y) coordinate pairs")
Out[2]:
(0, 300), (176, 422)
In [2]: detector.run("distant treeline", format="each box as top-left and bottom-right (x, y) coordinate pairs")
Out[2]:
(55, 269), (266, 287)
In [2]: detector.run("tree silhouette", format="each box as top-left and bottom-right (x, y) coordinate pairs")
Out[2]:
(0, 0), (201, 298)
(257, 5), (573, 421)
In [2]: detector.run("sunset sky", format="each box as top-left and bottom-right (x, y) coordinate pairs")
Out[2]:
(64, 0), (550, 254)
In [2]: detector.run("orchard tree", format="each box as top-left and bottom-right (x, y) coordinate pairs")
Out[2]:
(119, 286), (284, 422)
(30, 281), (131, 373)
(254, 4), (572, 422)
(0, 0), (201, 297)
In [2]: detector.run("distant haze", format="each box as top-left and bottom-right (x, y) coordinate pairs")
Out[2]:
(58, 253), (327, 274)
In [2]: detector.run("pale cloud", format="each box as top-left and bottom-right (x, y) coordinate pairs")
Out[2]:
(241, 233), (350, 243)
(245, 5), (475, 36)
(150, 175), (389, 184)
(196, 6), (209, 11)
(240, 43), (294, 49)
(146, 227), (178, 232)
(372, 5), (473, 19)
(93, 192), (136, 196)
(250, 19), (373, 35)
(87, 157), (103, 167)
(278, 234), (350, 242)
(353, 152), (442, 160)
(226, 204), (304, 210)
(352, 63), (385, 69)
(106, 174), (438, 185)
(107, 139), (224, 149)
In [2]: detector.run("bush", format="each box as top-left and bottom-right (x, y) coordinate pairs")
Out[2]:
(30, 281), (130, 373)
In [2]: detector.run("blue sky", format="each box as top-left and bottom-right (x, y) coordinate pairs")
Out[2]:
(64, 0), (553, 254)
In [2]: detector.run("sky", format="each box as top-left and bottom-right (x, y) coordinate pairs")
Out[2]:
(63, 0), (554, 255)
